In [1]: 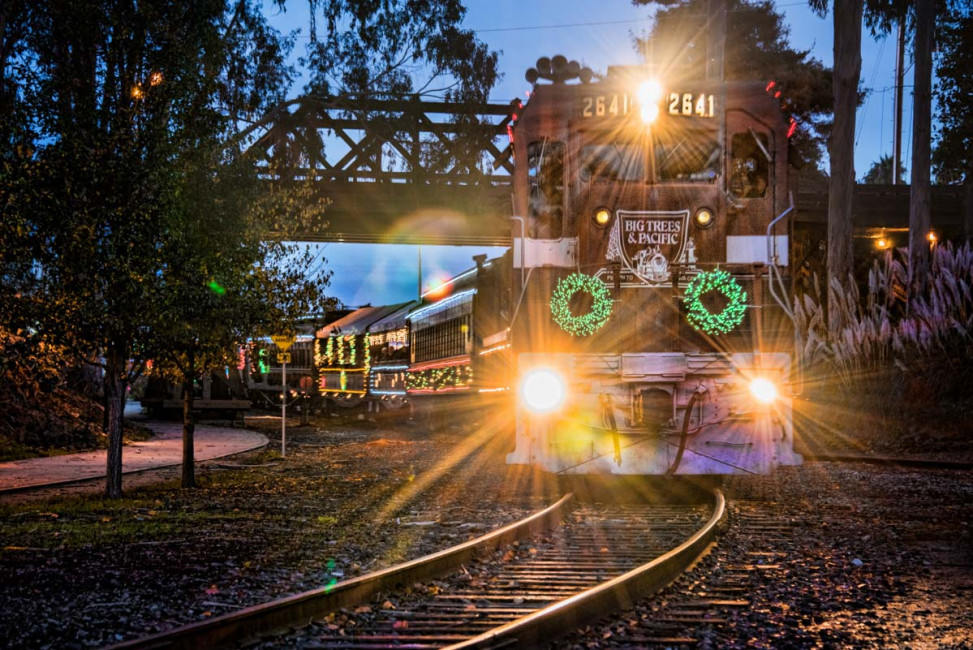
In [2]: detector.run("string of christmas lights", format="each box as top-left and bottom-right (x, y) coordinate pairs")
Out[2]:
(550, 272), (613, 336)
(683, 269), (748, 335)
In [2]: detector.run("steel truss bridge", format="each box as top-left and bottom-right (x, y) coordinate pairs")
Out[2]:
(250, 96), (969, 246)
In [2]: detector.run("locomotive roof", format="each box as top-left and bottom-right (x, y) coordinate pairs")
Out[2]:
(316, 301), (413, 338)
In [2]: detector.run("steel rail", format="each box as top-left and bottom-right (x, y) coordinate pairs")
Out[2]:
(801, 454), (973, 470)
(445, 489), (727, 650)
(107, 493), (574, 650)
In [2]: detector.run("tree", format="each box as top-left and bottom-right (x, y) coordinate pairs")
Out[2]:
(934, 6), (973, 183)
(151, 152), (334, 488)
(302, 0), (498, 103)
(2, 0), (499, 497)
(807, 0), (863, 334)
(2, 0), (301, 497)
(933, 6), (973, 240)
(635, 0), (833, 168)
(908, 0), (935, 288)
(862, 154), (906, 183)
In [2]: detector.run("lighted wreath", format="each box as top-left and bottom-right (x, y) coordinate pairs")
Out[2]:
(550, 272), (613, 336)
(683, 269), (748, 335)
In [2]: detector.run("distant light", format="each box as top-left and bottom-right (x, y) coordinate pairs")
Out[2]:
(594, 207), (611, 227)
(927, 231), (937, 243)
(876, 238), (888, 249)
(208, 280), (226, 295)
(149, 72), (163, 86)
(131, 85), (144, 100)
(424, 276), (451, 299)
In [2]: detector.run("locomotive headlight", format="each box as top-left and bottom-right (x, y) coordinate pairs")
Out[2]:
(593, 207), (612, 227)
(640, 104), (660, 125)
(636, 79), (664, 104)
(749, 377), (778, 404)
(637, 79), (663, 125)
(520, 367), (567, 414)
(695, 207), (715, 229)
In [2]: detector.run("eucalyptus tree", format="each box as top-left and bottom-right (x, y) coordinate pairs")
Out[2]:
(806, 0), (864, 332)
(933, 6), (973, 239)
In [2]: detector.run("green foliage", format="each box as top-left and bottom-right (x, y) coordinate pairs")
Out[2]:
(861, 154), (906, 184)
(302, 0), (498, 103)
(634, 0), (833, 167)
(0, 328), (103, 452)
(934, 5), (973, 184)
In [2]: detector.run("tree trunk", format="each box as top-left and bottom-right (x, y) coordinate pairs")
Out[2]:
(182, 350), (196, 488)
(827, 0), (864, 336)
(965, 166), (973, 244)
(104, 350), (126, 498)
(909, 0), (935, 289)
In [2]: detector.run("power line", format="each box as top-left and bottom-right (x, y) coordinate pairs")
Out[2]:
(476, 18), (652, 33)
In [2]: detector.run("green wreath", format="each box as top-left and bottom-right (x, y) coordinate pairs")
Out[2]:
(551, 272), (613, 336)
(684, 269), (748, 335)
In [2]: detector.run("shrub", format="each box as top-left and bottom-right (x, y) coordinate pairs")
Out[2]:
(794, 243), (973, 442)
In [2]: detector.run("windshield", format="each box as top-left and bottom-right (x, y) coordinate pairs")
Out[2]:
(653, 131), (719, 183)
(580, 143), (644, 182)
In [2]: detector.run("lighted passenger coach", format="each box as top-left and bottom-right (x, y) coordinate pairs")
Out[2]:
(506, 58), (802, 475)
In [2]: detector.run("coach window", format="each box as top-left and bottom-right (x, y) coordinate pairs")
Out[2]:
(527, 140), (564, 238)
(653, 131), (720, 183)
(730, 131), (771, 198)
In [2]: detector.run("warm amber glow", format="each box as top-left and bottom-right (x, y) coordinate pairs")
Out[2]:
(131, 85), (144, 100)
(876, 238), (888, 249)
(695, 208), (714, 228)
(594, 207), (611, 226)
(520, 368), (566, 414)
(750, 377), (778, 404)
(149, 71), (163, 86)
(927, 231), (937, 243)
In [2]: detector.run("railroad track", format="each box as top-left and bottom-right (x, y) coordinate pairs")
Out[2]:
(111, 491), (725, 650)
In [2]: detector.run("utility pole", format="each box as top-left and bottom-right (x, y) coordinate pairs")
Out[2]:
(893, 20), (906, 185)
(417, 246), (423, 300)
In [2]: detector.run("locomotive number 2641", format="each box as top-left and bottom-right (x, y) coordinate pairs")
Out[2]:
(668, 92), (715, 118)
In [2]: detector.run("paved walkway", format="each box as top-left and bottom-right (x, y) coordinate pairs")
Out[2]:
(0, 420), (268, 494)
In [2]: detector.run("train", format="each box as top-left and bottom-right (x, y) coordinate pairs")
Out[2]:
(502, 58), (801, 476)
(145, 57), (803, 477)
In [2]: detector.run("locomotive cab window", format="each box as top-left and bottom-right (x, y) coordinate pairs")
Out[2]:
(527, 140), (564, 238)
(579, 142), (644, 183)
(730, 131), (771, 198)
(652, 130), (719, 183)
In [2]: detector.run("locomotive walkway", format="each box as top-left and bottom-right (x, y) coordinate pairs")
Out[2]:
(0, 413), (268, 494)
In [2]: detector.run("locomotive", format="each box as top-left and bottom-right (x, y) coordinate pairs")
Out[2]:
(503, 58), (801, 475)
